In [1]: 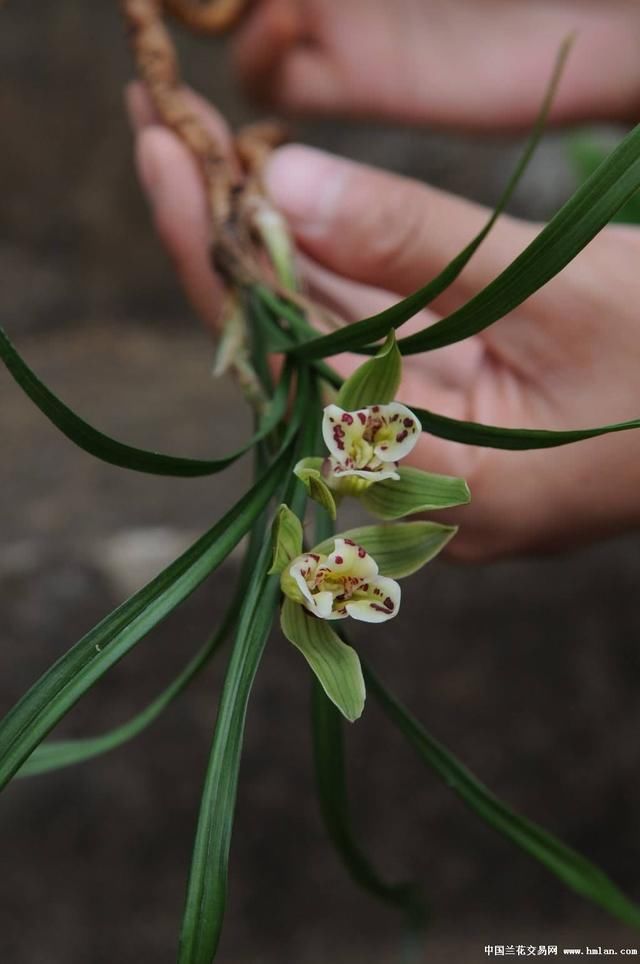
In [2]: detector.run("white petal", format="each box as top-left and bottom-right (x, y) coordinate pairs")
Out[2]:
(290, 554), (321, 608)
(322, 404), (369, 464)
(373, 403), (421, 463)
(333, 466), (400, 483)
(346, 575), (401, 623)
(310, 591), (336, 619)
(371, 575), (402, 612)
(345, 599), (397, 623)
(328, 538), (379, 580)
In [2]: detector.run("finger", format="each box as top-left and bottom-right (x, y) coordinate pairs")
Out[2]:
(125, 82), (239, 330)
(266, 145), (536, 309)
(299, 252), (482, 388)
(135, 126), (223, 330)
(232, 0), (302, 100)
(125, 80), (157, 130)
(125, 81), (236, 166)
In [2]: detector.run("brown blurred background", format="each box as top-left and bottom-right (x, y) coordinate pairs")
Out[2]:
(1, 3), (639, 963)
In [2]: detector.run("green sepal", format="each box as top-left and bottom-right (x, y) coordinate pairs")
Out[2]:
(294, 457), (337, 520)
(359, 466), (471, 520)
(281, 598), (365, 723)
(313, 522), (457, 579)
(336, 331), (401, 410)
(269, 504), (304, 575)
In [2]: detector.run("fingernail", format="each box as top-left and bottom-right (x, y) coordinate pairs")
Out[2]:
(265, 145), (350, 239)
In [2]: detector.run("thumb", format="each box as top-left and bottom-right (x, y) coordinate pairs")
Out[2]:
(265, 145), (533, 299)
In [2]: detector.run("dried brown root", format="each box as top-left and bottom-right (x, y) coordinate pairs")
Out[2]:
(120, 0), (234, 225)
(163, 0), (248, 34)
(236, 121), (289, 184)
(119, 0), (346, 391)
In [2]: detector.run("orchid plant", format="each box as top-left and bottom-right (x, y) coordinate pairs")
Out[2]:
(2, 3), (640, 963)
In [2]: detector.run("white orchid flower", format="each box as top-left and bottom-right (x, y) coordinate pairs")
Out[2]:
(322, 403), (421, 488)
(283, 538), (401, 624)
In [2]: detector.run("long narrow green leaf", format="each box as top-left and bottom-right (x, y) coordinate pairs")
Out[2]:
(16, 523), (269, 778)
(282, 39), (572, 362)
(300, 361), (640, 450)
(0, 440), (296, 791)
(0, 326), (289, 476)
(307, 511), (426, 937)
(18, 617), (232, 778)
(365, 662), (640, 929)
(177, 534), (283, 964)
(399, 122), (640, 354)
(414, 406), (640, 450)
(569, 135), (640, 224)
(312, 681), (426, 916)
(177, 381), (316, 964)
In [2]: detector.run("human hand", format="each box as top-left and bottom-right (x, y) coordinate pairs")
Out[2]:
(127, 85), (640, 560)
(233, 0), (640, 129)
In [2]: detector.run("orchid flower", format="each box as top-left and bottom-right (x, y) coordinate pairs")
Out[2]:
(282, 537), (401, 624)
(321, 402), (421, 491)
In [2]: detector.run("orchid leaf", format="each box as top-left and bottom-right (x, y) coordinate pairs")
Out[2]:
(284, 38), (573, 362)
(0, 439), (298, 791)
(336, 331), (401, 410)
(311, 680), (426, 925)
(17, 526), (268, 778)
(364, 663), (640, 930)
(19, 600), (234, 778)
(569, 134), (640, 224)
(0, 326), (289, 476)
(281, 598), (365, 723)
(359, 466), (471, 520)
(398, 120), (640, 355)
(415, 406), (640, 450)
(178, 533), (283, 963)
(177, 389), (316, 963)
(313, 522), (457, 579)
(307, 516), (426, 929)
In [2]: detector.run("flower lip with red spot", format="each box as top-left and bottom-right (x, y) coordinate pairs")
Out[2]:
(284, 538), (401, 623)
(321, 402), (421, 487)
